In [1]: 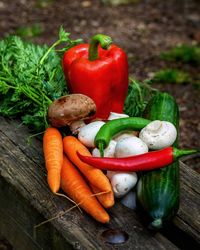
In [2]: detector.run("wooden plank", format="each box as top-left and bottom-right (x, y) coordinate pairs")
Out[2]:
(0, 176), (75, 250)
(175, 162), (200, 244)
(159, 162), (200, 249)
(0, 116), (199, 249)
(0, 208), (42, 250)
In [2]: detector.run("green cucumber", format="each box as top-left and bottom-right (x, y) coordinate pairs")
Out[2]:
(136, 92), (180, 229)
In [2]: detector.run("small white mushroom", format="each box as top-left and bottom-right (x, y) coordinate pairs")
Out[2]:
(70, 120), (86, 135)
(92, 140), (117, 157)
(115, 136), (148, 158)
(113, 131), (138, 142)
(78, 121), (105, 147)
(139, 120), (177, 150)
(108, 112), (129, 120)
(120, 191), (137, 210)
(106, 171), (138, 198)
(106, 136), (147, 198)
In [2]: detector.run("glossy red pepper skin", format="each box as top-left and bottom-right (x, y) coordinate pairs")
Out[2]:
(62, 41), (129, 120)
(77, 147), (197, 172)
(78, 147), (173, 172)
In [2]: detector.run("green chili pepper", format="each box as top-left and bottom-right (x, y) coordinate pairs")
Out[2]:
(94, 117), (151, 156)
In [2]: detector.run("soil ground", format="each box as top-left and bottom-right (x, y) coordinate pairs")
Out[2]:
(0, 0), (200, 248)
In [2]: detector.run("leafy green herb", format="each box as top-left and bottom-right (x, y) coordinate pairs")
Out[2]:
(153, 69), (191, 85)
(124, 78), (158, 117)
(16, 23), (43, 38)
(160, 44), (200, 65)
(0, 27), (82, 132)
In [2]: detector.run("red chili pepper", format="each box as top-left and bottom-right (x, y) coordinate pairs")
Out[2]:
(62, 34), (129, 120)
(77, 147), (197, 172)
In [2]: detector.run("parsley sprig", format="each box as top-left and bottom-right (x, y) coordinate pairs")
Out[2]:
(0, 27), (82, 131)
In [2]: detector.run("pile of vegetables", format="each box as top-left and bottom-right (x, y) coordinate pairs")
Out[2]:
(0, 28), (198, 228)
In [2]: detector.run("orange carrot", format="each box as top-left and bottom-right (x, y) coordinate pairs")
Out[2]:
(90, 185), (115, 209)
(43, 127), (63, 193)
(63, 136), (112, 193)
(61, 155), (110, 223)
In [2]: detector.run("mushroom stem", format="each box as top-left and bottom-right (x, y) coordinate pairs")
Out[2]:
(70, 120), (86, 135)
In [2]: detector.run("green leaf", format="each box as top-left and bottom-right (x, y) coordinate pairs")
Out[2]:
(153, 69), (191, 84)
(160, 44), (200, 65)
(16, 24), (43, 38)
(59, 26), (70, 42)
(124, 78), (158, 117)
(0, 81), (10, 94)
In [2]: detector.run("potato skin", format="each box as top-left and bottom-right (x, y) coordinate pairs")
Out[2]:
(48, 94), (96, 127)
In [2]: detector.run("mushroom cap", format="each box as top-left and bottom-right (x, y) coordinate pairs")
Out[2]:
(115, 136), (148, 158)
(48, 94), (96, 127)
(139, 120), (177, 150)
(110, 172), (138, 198)
(78, 121), (105, 147)
(92, 140), (117, 157)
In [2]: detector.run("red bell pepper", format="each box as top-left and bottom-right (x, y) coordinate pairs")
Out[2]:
(62, 34), (129, 120)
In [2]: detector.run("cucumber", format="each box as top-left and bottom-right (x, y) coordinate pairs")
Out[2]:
(136, 92), (180, 229)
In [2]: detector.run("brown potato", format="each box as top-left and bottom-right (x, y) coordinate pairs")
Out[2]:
(48, 94), (96, 127)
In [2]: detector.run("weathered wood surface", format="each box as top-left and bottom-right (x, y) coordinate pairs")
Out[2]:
(0, 116), (199, 249)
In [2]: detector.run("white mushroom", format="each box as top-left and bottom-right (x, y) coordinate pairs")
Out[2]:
(106, 137), (147, 198)
(78, 121), (105, 147)
(139, 120), (177, 150)
(106, 171), (138, 198)
(120, 191), (137, 210)
(113, 131), (138, 142)
(92, 140), (117, 157)
(114, 136), (148, 158)
(70, 120), (86, 135)
(103, 133), (150, 198)
(107, 112), (129, 120)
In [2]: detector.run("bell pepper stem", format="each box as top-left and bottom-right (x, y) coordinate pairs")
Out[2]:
(173, 147), (198, 160)
(88, 34), (112, 61)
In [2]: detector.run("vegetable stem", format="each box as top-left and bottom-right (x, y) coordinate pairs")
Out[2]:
(173, 148), (199, 160)
(0, 76), (11, 82)
(39, 39), (61, 65)
(20, 86), (42, 106)
(88, 34), (112, 61)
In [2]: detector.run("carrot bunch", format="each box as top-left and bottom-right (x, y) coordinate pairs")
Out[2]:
(43, 128), (114, 223)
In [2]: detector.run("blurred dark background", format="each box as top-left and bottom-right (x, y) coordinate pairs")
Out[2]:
(0, 1), (200, 248)
(0, 0), (200, 78)
(0, 0), (200, 162)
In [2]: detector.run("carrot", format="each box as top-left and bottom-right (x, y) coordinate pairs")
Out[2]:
(63, 136), (112, 193)
(61, 155), (110, 223)
(90, 185), (115, 209)
(43, 127), (63, 193)
(63, 136), (112, 192)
